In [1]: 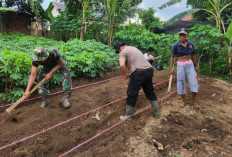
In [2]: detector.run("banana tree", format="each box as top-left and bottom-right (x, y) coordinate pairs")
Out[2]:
(224, 22), (232, 75)
(29, 0), (44, 35)
(159, 0), (182, 10)
(202, 0), (232, 34)
(80, 0), (90, 41)
(102, 0), (131, 46)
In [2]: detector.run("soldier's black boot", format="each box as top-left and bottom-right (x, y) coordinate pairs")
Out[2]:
(61, 91), (71, 108)
(40, 94), (50, 108)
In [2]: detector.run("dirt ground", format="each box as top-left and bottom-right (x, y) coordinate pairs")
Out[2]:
(0, 70), (231, 157)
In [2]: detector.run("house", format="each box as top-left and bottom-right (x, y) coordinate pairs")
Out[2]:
(151, 14), (229, 34)
(0, 1), (66, 36)
(181, 14), (192, 21)
(0, 8), (31, 35)
(31, 2), (65, 36)
(47, 1), (66, 18)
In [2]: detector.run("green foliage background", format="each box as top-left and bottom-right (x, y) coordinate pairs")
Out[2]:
(0, 33), (118, 103)
(114, 24), (230, 79)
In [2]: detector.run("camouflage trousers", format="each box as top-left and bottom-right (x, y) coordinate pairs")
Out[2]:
(37, 61), (72, 96)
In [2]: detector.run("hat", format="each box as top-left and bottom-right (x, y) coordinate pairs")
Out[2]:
(114, 41), (126, 53)
(32, 47), (49, 61)
(178, 28), (188, 35)
(147, 47), (154, 52)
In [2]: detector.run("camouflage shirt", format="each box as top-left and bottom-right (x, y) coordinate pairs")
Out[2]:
(32, 48), (65, 68)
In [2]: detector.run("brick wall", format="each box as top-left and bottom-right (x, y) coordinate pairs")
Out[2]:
(1, 12), (31, 35)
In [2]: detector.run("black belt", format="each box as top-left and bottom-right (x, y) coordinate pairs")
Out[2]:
(135, 67), (153, 72)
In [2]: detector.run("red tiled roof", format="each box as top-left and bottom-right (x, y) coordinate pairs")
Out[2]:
(181, 14), (192, 21)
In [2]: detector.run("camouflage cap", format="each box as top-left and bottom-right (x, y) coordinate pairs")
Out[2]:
(32, 47), (49, 61)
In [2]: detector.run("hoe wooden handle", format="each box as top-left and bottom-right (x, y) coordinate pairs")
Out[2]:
(6, 77), (47, 114)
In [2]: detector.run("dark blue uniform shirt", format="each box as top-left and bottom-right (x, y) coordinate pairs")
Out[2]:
(171, 41), (196, 57)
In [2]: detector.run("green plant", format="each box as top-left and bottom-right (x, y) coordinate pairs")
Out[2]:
(188, 25), (223, 74)
(84, 17), (108, 43)
(171, 151), (180, 157)
(80, 0), (90, 40)
(29, 0), (44, 35)
(0, 33), (118, 103)
(0, 49), (31, 102)
(102, 0), (140, 46)
(138, 8), (162, 30)
(51, 11), (82, 41)
(201, 0), (232, 34)
(113, 24), (177, 65)
(224, 22), (232, 75)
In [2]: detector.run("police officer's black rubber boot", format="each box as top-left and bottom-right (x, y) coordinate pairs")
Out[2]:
(150, 100), (161, 117)
(40, 94), (50, 108)
(61, 91), (71, 108)
(120, 104), (134, 121)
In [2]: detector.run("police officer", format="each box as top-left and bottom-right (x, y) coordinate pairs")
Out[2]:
(170, 28), (200, 108)
(23, 47), (72, 108)
(114, 42), (160, 121)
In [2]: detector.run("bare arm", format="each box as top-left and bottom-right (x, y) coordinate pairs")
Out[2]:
(23, 65), (38, 98)
(191, 53), (199, 74)
(119, 58), (128, 79)
(191, 54), (198, 66)
(26, 66), (38, 91)
(147, 57), (158, 61)
(151, 55), (163, 60)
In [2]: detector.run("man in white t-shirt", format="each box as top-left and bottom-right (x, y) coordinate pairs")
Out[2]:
(144, 47), (163, 65)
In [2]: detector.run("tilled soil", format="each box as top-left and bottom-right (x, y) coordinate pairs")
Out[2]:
(122, 75), (232, 157)
(0, 70), (176, 157)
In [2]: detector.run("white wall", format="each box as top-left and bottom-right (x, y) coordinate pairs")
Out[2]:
(51, 7), (60, 18)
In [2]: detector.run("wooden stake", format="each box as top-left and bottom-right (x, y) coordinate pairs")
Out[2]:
(168, 73), (173, 93)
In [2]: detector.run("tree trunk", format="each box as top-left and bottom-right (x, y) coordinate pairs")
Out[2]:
(229, 47), (232, 75)
(209, 55), (212, 74)
(0, 14), (2, 32)
(108, 19), (115, 46)
(80, 4), (86, 41)
(80, 19), (85, 40)
(197, 53), (203, 71)
(35, 16), (39, 35)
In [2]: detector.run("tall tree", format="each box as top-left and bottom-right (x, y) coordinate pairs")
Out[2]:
(102, 0), (142, 46)
(201, 0), (232, 34)
(138, 8), (162, 30)
(29, 0), (44, 35)
(2, 0), (35, 18)
(61, 0), (82, 15)
(224, 22), (232, 75)
(80, 0), (90, 40)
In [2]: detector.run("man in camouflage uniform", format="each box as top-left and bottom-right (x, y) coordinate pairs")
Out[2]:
(23, 47), (72, 108)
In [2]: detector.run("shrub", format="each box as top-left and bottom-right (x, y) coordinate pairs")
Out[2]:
(0, 33), (118, 103)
